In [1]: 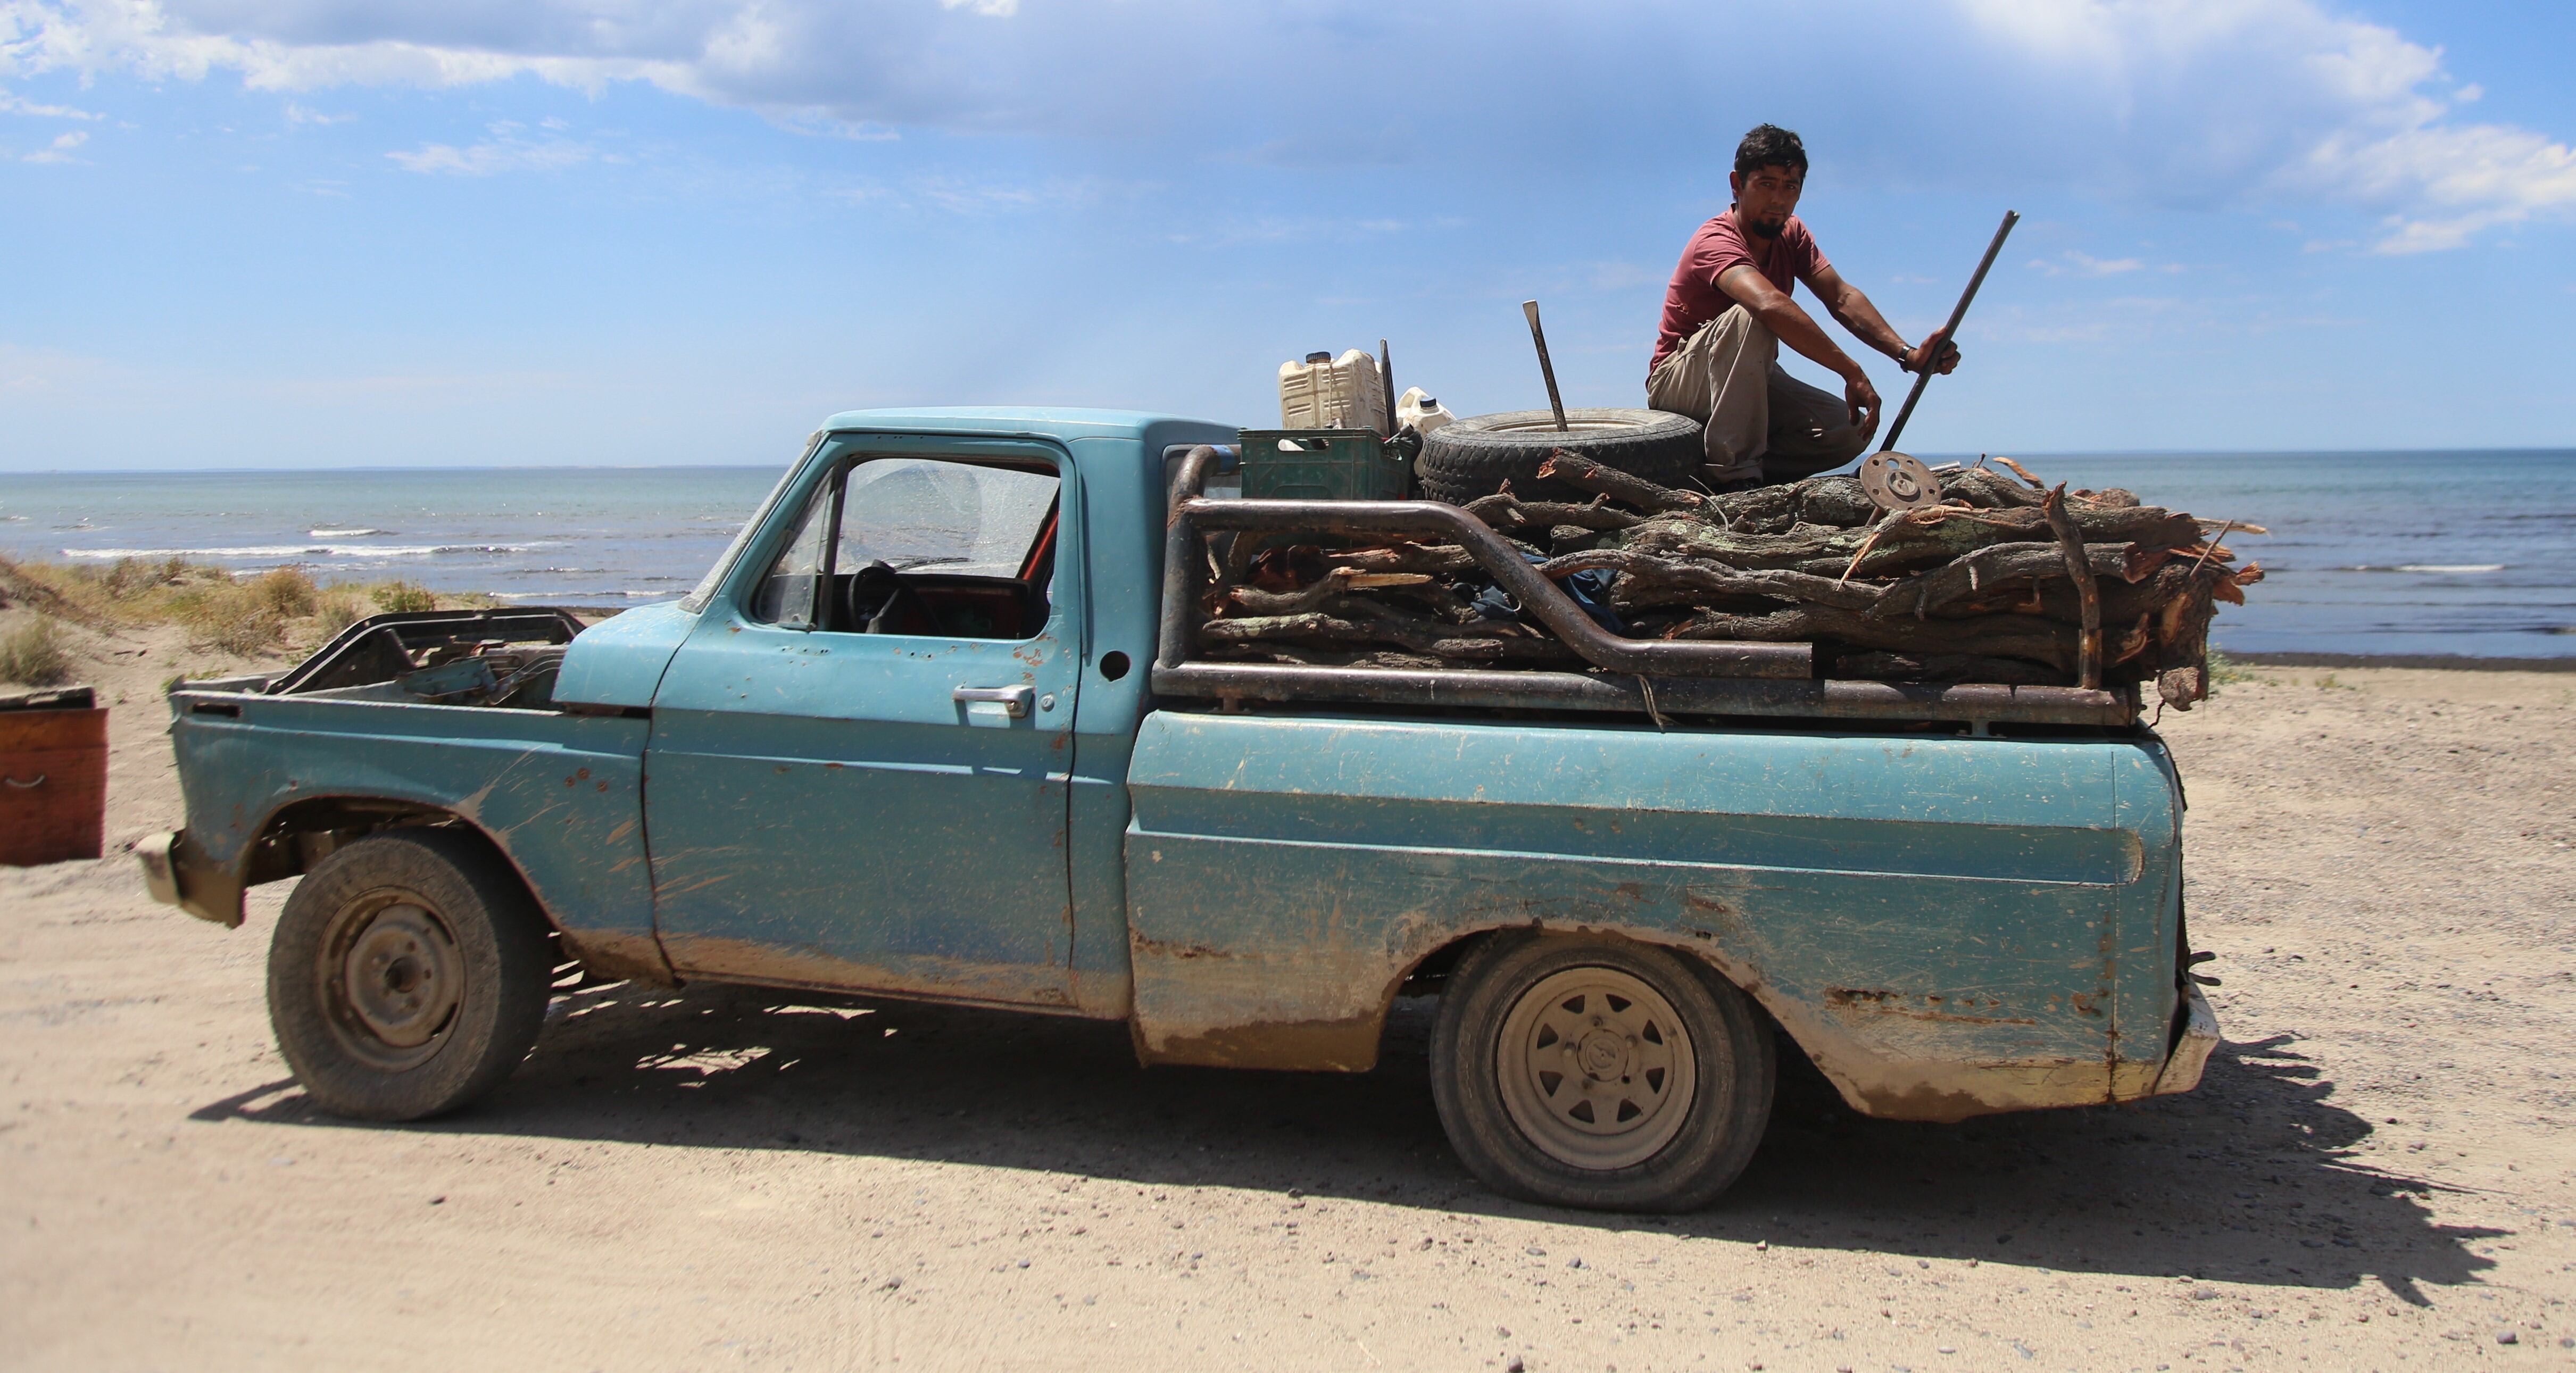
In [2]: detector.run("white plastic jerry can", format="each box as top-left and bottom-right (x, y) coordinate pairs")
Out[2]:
(1396, 387), (1456, 436)
(1278, 348), (1388, 435)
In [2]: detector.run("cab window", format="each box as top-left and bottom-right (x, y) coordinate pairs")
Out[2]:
(748, 455), (1060, 641)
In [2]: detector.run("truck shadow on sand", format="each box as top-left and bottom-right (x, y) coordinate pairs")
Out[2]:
(197, 983), (2500, 1303)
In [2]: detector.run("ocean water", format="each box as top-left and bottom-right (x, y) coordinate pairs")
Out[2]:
(2032, 450), (2574, 659)
(0, 467), (785, 608)
(3, 451), (2570, 659)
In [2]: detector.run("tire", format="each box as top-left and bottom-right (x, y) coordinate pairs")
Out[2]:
(1418, 407), (1704, 505)
(266, 828), (553, 1121)
(1431, 932), (1775, 1212)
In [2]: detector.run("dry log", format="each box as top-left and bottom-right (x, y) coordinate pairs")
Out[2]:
(1202, 590), (1585, 663)
(1660, 604), (2078, 672)
(1938, 559), (2223, 629)
(1536, 547), (1884, 613)
(1621, 501), (2201, 580)
(1224, 568), (1440, 617)
(1827, 651), (2064, 687)
(1201, 611), (1580, 665)
(1464, 491), (1642, 534)
(1792, 476), (1879, 527)
(1318, 544), (1483, 576)
(1188, 446), (2253, 696)
(2041, 485), (2103, 689)
(1535, 452), (1707, 513)
(1863, 542), (2169, 620)
(1937, 467), (2050, 511)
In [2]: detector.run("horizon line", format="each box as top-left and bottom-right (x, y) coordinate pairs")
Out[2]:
(4, 445), (2575, 477)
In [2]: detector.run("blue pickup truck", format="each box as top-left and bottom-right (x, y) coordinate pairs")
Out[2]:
(140, 407), (2216, 1212)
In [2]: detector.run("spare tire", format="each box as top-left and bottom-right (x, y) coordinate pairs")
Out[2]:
(1418, 407), (1703, 505)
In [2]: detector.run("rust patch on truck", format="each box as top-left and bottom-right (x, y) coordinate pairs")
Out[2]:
(1130, 933), (1233, 961)
(659, 934), (1088, 1014)
(559, 929), (679, 988)
(1137, 1013), (1384, 1072)
(1824, 987), (2037, 1027)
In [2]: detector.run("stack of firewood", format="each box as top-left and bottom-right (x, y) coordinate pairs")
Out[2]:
(1194, 452), (2262, 709)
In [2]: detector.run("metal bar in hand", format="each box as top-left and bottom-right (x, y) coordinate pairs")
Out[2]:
(1379, 337), (1396, 435)
(1878, 209), (2019, 454)
(1522, 300), (1569, 432)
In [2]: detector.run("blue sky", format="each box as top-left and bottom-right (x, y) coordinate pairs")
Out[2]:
(3, 0), (2572, 470)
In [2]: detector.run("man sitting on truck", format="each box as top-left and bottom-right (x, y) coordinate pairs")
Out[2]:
(1647, 123), (1960, 490)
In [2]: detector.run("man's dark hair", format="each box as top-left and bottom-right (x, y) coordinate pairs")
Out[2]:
(1734, 124), (1807, 179)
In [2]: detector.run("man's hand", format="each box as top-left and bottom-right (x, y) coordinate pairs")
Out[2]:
(1844, 369), (1882, 438)
(1901, 330), (1961, 376)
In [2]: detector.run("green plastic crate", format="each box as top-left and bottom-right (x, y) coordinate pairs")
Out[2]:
(1239, 429), (1410, 502)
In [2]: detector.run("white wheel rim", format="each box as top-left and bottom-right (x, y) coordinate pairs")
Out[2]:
(1494, 966), (1697, 1171)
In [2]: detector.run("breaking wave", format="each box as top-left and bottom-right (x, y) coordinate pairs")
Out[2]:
(61, 543), (545, 560)
(2336, 563), (2507, 575)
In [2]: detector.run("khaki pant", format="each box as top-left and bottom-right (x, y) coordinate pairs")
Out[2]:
(1646, 304), (1869, 487)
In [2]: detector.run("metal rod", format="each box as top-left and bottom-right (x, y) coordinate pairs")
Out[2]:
(1879, 209), (2018, 454)
(1522, 300), (1569, 432)
(1378, 337), (1396, 435)
(1153, 662), (2135, 727)
(1155, 445), (1228, 671)
(1175, 495), (1810, 679)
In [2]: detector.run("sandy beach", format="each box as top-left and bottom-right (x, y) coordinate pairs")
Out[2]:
(4, 623), (2572, 1371)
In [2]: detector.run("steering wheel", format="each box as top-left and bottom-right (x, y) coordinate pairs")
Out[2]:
(846, 561), (941, 635)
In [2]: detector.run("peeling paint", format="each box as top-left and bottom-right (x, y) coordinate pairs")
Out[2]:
(662, 935), (1083, 1011)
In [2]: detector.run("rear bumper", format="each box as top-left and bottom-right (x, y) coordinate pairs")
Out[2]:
(2149, 983), (2221, 1096)
(135, 830), (245, 928)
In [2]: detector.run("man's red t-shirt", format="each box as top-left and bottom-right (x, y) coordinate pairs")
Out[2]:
(1649, 210), (1830, 377)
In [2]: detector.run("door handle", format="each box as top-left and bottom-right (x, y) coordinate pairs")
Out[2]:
(952, 685), (1035, 719)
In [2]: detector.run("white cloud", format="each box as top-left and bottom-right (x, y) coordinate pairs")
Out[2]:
(2, 0), (2569, 250)
(2031, 249), (2187, 278)
(0, 86), (101, 118)
(21, 127), (85, 160)
(1955, 0), (2575, 251)
(2297, 121), (2576, 254)
(386, 119), (594, 173)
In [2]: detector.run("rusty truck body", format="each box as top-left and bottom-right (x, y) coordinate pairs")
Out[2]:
(141, 408), (2217, 1211)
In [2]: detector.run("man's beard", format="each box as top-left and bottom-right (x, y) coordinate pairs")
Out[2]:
(1742, 210), (1788, 238)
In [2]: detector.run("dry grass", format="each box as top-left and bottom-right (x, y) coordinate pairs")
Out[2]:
(315, 591), (367, 636)
(369, 581), (436, 614)
(0, 555), (479, 660)
(0, 614), (74, 687)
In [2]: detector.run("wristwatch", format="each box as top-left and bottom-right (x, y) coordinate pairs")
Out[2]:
(1893, 340), (1914, 369)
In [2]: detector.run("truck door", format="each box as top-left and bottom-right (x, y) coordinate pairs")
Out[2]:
(643, 437), (1083, 1006)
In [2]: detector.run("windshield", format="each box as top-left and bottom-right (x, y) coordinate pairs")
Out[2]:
(676, 434), (820, 614)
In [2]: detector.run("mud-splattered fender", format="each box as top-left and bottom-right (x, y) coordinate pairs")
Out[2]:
(167, 690), (658, 968)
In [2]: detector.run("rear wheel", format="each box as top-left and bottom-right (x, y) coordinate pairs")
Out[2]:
(267, 828), (552, 1120)
(1431, 933), (1774, 1211)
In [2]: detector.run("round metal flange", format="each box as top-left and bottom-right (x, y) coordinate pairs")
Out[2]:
(1859, 450), (1943, 511)
(1494, 966), (1697, 1170)
(321, 894), (463, 1070)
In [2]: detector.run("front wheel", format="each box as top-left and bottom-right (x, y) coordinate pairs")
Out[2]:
(267, 828), (553, 1120)
(1431, 934), (1775, 1211)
